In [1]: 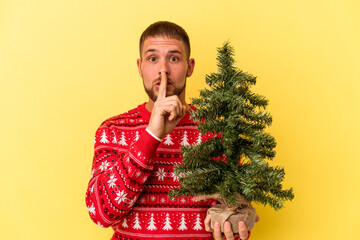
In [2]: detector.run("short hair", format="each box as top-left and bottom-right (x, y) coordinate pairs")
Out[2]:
(139, 21), (191, 59)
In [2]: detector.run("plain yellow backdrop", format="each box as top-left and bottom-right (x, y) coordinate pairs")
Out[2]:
(1, 0), (359, 239)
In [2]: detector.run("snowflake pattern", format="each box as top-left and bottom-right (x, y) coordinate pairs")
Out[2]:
(107, 174), (117, 188)
(88, 204), (96, 215)
(115, 190), (128, 204)
(155, 168), (166, 181)
(99, 161), (110, 171)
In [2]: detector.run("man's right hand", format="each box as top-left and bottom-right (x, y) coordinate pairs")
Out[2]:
(147, 71), (187, 139)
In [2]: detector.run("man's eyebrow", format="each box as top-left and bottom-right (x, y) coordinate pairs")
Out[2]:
(144, 49), (158, 54)
(169, 50), (182, 55)
(144, 49), (183, 55)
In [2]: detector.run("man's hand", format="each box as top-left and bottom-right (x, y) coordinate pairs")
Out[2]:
(204, 214), (260, 240)
(147, 71), (187, 139)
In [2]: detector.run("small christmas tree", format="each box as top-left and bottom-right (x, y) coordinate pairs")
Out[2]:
(133, 213), (142, 230)
(147, 213), (157, 231)
(162, 213), (173, 231)
(112, 131), (118, 144)
(100, 130), (109, 143)
(178, 213), (188, 230)
(121, 217), (128, 228)
(180, 131), (190, 146)
(169, 42), (294, 232)
(119, 132), (128, 146)
(164, 133), (174, 145)
(193, 213), (203, 231)
(134, 131), (140, 141)
(196, 133), (202, 145)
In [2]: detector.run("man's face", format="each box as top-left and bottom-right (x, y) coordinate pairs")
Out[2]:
(137, 36), (195, 102)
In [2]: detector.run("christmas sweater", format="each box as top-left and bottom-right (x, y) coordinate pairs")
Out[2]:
(86, 103), (218, 240)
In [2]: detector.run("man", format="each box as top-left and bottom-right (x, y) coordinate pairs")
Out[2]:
(86, 21), (255, 240)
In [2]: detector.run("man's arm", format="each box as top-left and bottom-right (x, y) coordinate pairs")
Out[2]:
(85, 127), (161, 228)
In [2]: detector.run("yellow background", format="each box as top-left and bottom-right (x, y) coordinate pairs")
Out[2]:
(1, 0), (359, 239)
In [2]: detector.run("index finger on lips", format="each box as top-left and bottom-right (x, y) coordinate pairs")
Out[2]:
(158, 71), (167, 100)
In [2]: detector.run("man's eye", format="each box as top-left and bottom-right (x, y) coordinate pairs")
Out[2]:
(149, 57), (156, 62)
(170, 56), (178, 62)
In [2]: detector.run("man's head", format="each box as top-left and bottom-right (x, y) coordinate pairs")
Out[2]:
(139, 21), (191, 60)
(137, 21), (195, 103)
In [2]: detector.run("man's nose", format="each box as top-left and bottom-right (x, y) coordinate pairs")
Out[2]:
(159, 59), (169, 75)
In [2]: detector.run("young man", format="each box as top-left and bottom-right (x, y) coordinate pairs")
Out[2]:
(86, 21), (254, 240)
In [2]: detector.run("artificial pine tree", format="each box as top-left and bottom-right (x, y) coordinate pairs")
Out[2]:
(169, 42), (294, 233)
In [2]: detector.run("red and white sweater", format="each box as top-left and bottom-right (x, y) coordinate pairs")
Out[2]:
(86, 103), (219, 240)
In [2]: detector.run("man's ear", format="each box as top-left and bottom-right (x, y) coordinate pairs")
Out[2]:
(186, 58), (195, 77)
(137, 58), (143, 77)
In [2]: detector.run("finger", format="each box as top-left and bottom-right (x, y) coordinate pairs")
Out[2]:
(204, 214), (213, 232)
(223, 221), (234, 240)
(238, 221), (248, 240)
(158, 71), (167, 100)
(213, 221), (223, 240)
(182, 104), (187, 116)
(173, 102), (187, 121)
(165, 100), (180, 121)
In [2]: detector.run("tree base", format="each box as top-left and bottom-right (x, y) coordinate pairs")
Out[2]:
(207, 203), (257, 233)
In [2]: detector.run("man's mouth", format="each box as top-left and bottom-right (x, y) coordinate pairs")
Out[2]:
(155, 81), (172, 86)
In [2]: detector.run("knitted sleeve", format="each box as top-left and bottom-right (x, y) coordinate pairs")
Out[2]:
(85, 126), (161, 228)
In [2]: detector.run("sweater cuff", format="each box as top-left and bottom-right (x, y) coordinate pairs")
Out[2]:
(145, 128), (162, 142)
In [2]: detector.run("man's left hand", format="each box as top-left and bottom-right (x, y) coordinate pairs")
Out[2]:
(204, 214), (260, 240)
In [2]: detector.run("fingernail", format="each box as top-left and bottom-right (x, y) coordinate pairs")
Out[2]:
(215, 221), (220, 227)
